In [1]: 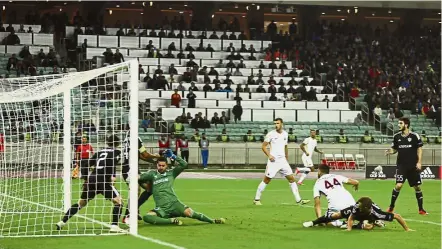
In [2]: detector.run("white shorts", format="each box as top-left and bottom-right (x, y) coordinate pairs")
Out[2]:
(265, 157), (293, 178)
(301, 154), (314, 167)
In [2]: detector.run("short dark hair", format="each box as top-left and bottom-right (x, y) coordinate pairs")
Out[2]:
(318, 165), (330, 174)
(107, 135), (120, 147)
(274, 118), (283, 123)
(157, 156), (167, 162)
(399, 117), (410, 128)
(357, 197), (373, 215)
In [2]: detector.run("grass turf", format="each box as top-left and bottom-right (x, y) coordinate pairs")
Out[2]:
(1, 179), (440, 249)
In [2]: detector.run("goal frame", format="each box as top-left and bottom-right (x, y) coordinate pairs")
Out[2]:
(0, 59), (140, 237)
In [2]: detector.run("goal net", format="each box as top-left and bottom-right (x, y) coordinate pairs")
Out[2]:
(0, 60), (140, 237)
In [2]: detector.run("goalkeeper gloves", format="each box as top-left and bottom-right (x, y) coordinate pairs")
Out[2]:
(163, 149), (177, 160)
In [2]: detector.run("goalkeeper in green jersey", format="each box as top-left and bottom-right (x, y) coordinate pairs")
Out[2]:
(138, 149), (225, 225)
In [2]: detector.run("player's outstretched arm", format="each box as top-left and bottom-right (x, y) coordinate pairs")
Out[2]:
(393, 213), (414, 231)
(346, 178), (359, 191)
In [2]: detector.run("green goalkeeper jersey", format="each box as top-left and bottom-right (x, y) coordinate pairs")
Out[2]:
(138, 156), (188, 209)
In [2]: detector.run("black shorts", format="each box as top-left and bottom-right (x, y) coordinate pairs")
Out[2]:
(396, 166), (422, 187)
(80, 159), (90, 180)
(80, 176), (119, 200)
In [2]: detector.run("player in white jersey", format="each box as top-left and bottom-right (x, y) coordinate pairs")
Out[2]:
(312, 165), (359, 225)
(295, 129), (324, 185)
(253, 118), (310, 205)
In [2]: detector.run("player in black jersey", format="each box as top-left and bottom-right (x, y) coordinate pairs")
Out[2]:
(56, 135), (125, 233)
(385, 117), (427, 215)
(303, 197), (414, 232)
(121, 130), (161, 224)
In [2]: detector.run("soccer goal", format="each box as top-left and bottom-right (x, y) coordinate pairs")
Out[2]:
(0, 60), (140, 237)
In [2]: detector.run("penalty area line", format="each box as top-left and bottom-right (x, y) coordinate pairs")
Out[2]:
(0, 193), (186, 249)
(280, 202), (442, 227)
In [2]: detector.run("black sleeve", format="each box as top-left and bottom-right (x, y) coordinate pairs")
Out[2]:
(415, 133), (423, 148)
(371, 203), (394, 221)
(391, 135), (398, 150)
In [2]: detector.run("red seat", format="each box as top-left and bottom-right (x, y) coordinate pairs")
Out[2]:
(346, 161), (356, 169)
(327, 161), (337, 169)
(336, 160), (346, 169)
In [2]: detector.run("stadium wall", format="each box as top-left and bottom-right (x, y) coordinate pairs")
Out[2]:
(1, 143), (440, 168)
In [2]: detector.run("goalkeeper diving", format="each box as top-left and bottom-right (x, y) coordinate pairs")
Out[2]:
(135, 149), (226, 225)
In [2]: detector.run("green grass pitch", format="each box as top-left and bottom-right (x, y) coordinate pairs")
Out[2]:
(1, 178), (440, 249)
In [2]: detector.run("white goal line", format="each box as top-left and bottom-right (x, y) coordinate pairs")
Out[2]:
(0, 193), (186, 249)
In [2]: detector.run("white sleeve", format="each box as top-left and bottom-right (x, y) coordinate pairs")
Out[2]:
(313, 182), (321, 198)
(264, 132), (271, 143)
(336, 175), (349, 184)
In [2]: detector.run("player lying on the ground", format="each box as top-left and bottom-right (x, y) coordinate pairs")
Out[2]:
(303, 196), (414, 231)
(136, 149), (226, 226)
(295, 129), (324, 185)
(254, 118), (309, 205)
(312, 165), (359, 227)
(56, 135), (125, 233)
(122, 130), (162, 224)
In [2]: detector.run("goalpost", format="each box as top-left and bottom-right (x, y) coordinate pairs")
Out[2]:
(0, 60), (140, 237)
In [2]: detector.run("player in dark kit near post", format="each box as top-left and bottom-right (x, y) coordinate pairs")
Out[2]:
(122, 130), (161, 224)
(385, 117), (427, 215)
(56, 135), (126, 233)
(137, 150), (225, 226)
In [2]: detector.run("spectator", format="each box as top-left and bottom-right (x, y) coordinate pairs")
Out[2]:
(316, 130), (323, 143)
(232, 101), (243, 123)
(237, 60), (246, 68)
(196, 43), (205, 51)
(113, 49), (124, 63)
(211, 112), (220, 126)
(216, 128), (230, 142)
(187, 90), (196, 108)
(435, 131), (441, 144)
(171, 89), (181, 108)
(387, 108), (395, 121)
(360, 130), (374, 143)
(186, 31), (195, 38)
(168, 42), (177, 51)
(188, 82), (199, 91)
(288, 128), (297, 142)
(220, 111), (229, 125)
(6, 31), (20, 45)
(102, 48), (114, 64)
(187, 51), (195, 59)
(421, 130), (429, 144)
(190, 129), (201, 142)
(243, 130), (256, 142)
(322, 95), (330, 102)
(209, 31), (219, 39)
(206, 44), (215, 52)
(233, 67), (243, 76)
(226, 43), (235, 52)
(6, 24), (14, 33)
(354, 113), (363, 126)
(27, 26), (33, 33)
(335, 129), (348, 143)
(6, 54), (17, 72)
(184, 43), (194, 51)
(178, 135), (189, 162)
(373, 104), (382, 117)
(259, 129), (268, 142)
(158, 134), (169, 155)
(141, 115), (150, 132)
(203, 81), (213, 92)
(199, 133), (209, 169)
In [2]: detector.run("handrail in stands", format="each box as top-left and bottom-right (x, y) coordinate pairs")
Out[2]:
(325, 80), (334, 94)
